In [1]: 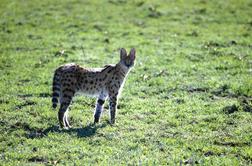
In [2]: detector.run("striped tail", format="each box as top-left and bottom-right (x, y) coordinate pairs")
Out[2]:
(52, 68), (61, 109)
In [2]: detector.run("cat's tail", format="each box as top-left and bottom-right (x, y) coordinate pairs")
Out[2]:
(52, 68), (61, 109)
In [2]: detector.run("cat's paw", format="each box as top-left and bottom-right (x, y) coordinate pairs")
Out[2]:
(109, 119), (115, 125)
(63, 126), (70, 130)
(94, 117), (100, 124)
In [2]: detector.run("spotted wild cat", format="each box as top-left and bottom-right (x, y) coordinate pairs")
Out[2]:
(52, 48), (136, 128)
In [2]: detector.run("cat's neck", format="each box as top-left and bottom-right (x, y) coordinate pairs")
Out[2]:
(116, 63), (131, 76)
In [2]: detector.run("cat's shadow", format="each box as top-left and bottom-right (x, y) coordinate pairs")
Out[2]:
(43, 123), (107, 138)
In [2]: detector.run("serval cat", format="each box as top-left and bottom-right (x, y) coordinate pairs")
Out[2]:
(52, 48), (136, 128)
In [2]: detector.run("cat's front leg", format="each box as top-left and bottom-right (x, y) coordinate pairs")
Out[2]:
(109, 95), (118, 124)
(94, 92), (107, 123)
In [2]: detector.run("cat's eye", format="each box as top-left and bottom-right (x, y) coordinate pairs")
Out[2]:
(125, 59), (131, 66)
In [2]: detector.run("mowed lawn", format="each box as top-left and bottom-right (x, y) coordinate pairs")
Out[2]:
(0, 0), (252, 165)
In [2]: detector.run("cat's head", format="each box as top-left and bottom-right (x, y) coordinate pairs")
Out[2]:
(119, 48), (136, 68)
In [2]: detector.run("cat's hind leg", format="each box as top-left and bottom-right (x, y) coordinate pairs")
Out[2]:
(58, 88), (74, 129)
(58, 103), (70, 129)
(64, 110), (71, 128)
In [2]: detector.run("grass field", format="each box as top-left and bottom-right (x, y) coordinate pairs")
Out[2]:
(0, 0), (252, 165)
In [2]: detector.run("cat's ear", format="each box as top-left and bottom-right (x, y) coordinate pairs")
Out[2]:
(120, 48), (127, 60)
(129, 48), (136, 61)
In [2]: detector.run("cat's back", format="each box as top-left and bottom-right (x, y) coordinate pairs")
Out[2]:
(57, 62), (115, 72)
(56, 63), (85, 73)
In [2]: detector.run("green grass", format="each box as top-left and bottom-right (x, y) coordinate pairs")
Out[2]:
(0, 0), (252, 165)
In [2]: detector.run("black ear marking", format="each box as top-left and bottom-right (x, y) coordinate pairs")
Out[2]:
(120, 48), (127, 60)
(129, 48), (136, 61)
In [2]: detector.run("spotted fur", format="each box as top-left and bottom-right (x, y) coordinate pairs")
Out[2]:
(52, 48), (136, 128)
